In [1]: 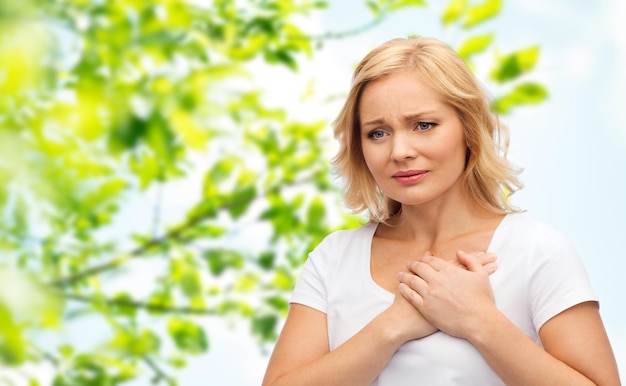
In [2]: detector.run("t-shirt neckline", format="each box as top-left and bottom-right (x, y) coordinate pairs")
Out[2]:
(363, 213), (515, 300)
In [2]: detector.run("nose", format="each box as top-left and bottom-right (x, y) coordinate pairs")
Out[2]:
(390, 132), (418, 161)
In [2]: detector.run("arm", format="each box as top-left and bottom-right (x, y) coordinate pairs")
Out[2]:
(398, 252), (621, 385)
(262, 299), (434, 386)
(472, 301), (621, 386)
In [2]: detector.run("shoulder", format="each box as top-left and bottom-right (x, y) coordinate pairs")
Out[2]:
(501, 213), (574, 254)
(293, 222), (377, 298)
(503, 213), (564, 238)
(312, 222), (378, 255)
(302, 222), (377, 276)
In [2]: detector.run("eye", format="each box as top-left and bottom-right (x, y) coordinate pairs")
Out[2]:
(367, 130), (386, 140)
(416, 122), (435, 131)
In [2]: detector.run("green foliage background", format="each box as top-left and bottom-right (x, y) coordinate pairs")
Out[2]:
(0, 0), (546, 384)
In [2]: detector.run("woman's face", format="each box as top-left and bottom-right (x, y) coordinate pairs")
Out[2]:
(359, 70), (467, 208)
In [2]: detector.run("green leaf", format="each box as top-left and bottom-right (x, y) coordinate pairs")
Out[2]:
(272, 267), (295, 291)
(208, 156), (239, 185)
(365, 0), (382, 16)
(145, 118), (178, 166)
(0, 304), (26, 365)
(146, 291), (174, 316)
(58, 344), (74, 358)
(108, 115), (149, 153)
(167, 318), (208, 355)
(441, 0), (468, 25)
(264, 48), (298, 71)
(228, 184), (257, 219)
(111, 292), (137, 317)
(226, 169), (258, 218)
(204, 249), (245, 276)
(234, 273), (259, 292)
(167, 355), (187, 369)
(490, 46), (540, 83)
(180, 224), (227, 241)
(388, 0), (427, 12)
(51, 352), (138, 385)
(180, 269), (203, 298)
(306, 196), (326, 225)
(457, 33), (494, 60)
(266, 296), (289, 312)
(463, 0), (502, 28)
(251, 314), (277, 341)
(492, 82), (548, 114)
(312, 1), (330, 9)
(258, 251), (275, 270)
(110, 329), (161, 357)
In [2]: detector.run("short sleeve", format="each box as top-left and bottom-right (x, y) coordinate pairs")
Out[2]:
(289, 237), (331, 314)
(528, 224), (598, 330)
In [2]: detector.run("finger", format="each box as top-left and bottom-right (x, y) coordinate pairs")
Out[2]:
(398, 282), (424, 308)
(478, 252), (497, 265)
(456, 250), (483, 273)
(416, 252), (448, 271)
(406, 260), (438, 281)
(397, 271), (428, 292)
(483, 261), (498, 275)
(476, 251), (498, 274)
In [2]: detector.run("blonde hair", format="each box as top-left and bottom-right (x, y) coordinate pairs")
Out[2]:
(331, 37), (523, 222)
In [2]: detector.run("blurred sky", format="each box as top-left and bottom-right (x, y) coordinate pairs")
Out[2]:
(195, 1), (626, 384)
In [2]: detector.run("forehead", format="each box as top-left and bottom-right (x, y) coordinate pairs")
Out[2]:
(359, 70), (448, 118)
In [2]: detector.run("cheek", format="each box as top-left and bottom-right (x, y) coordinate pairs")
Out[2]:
(431, 137), (466, 170)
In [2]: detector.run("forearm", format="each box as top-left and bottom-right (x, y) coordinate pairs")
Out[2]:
(468, 311), (596, 386)
(266, 311), (405, 386)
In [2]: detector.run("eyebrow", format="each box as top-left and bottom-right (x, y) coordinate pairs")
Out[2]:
(361, 111), (438, 127)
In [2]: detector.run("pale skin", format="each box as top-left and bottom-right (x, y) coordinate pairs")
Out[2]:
(262, 69), (621, 385)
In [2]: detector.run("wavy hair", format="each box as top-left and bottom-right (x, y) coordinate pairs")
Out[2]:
(331, 37), (523, 222)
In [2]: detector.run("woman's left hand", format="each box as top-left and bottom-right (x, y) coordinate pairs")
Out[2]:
(397, 250), (498, 340)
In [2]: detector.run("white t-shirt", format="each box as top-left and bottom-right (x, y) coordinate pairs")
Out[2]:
(290, 213), (598, 385)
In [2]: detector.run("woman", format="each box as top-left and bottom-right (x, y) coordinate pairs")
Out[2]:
(262, 37), (620, 385)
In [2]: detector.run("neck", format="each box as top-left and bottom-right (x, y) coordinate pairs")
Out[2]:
(386, 197), (502, 245)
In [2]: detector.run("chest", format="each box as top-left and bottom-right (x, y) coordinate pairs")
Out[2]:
(375, 333), (505, 385)
(370, 232), (495, 293)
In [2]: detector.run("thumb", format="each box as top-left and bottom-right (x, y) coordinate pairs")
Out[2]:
(457, 250), (482, 272)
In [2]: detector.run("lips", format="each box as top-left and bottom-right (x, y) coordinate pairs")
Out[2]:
(392, 170), (428, 185)
(393, 170), (426, 178)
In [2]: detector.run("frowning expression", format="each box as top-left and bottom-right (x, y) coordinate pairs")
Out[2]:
(359, 70), (467, 207)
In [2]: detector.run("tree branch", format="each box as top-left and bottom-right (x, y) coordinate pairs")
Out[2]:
(310, 11), (387, 41)
(143, 355), (176, 386)
(48, 171), (322, 288)
(62, 292), (217, 315)
(48, 210), (210, 288)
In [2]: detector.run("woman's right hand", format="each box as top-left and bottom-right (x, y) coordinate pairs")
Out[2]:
(385, 288), (438, 343)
